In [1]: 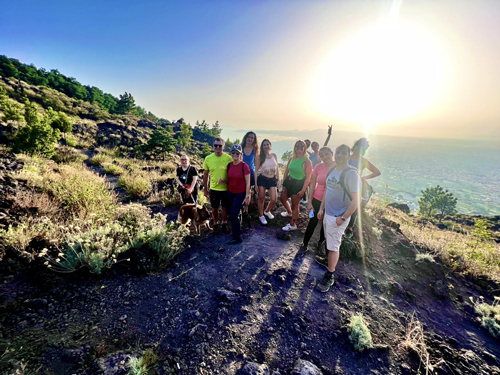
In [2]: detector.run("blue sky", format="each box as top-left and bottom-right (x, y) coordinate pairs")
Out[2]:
(2, 1), (500, 140)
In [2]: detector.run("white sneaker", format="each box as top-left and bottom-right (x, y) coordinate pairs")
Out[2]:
(282, 224), (298, 231)
(264, 211), (274, 220)
(281, 211), (292, 218)
(301, 199), (308, 204)
(259, 216), (268, 225)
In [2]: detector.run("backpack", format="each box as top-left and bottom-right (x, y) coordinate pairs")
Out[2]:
(327, 166), (374, 209)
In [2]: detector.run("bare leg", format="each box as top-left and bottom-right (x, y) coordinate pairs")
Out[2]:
(327, 251), (340, 273)
(265, 187), (277, 213)
(290, 194), (301, 226)
(258, 186), (266, 216)
(280, 188), (292, 215)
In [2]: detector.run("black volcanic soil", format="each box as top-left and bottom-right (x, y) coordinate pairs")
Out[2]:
(1, 204), (500, 375)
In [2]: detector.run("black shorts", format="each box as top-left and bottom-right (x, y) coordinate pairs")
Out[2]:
(257, 175), (277, 189)
(210, 189), (229, 209)
(283, 176), (305, 197)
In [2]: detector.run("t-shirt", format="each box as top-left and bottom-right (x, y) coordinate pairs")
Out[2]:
(203, 152), (233, 191)
(312, 163), (331, 202)
(176, 166), (198, 194)
(227, 161), (251, 194)
(324, 166), (361, 216)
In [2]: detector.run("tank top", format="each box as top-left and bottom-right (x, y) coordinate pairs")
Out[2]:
(259, 155), (278, 176)
(243, 148), (255, 173)
(289, 156), (307, 180)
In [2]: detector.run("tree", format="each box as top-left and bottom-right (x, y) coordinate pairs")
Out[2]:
(45, 107), (73, 137)
(418, 185), (457, 221)
(210, 121), (222, 137)
(115, 92), (136, 114)
(200, 143), (213, 159)
(13, 100), (60, 156)
(281, 150), (292, 163)
(177, 122), (193, 147)
(136, 127), (175, 160)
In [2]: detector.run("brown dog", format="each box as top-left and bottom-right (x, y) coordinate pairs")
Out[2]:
(178, 203), (212, 235)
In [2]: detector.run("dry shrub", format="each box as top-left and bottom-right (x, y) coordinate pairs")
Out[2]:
(118, 172), (152, 198)
(403, 312), (431, 374)
(52, 146), (87, 164)
(13, 188), (61, 216)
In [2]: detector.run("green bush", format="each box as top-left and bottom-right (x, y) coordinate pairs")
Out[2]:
(197, 190), (207, 206)
(118, 173), (152, 198)
(90, 153), (111, 166)
(65, 134), (77, 147)
(103, 163), (125, 175)
(348, 314), (372, 351)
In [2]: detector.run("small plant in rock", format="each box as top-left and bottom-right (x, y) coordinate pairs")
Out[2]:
(402, 312), (431, 374)
(416, 253), (435, 263)
(471, 296), (500, 338)
(347, 314), (372, 351)
(128, 349), (158, 375)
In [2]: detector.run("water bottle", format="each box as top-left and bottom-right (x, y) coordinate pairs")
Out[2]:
(309, 209), (314, 219)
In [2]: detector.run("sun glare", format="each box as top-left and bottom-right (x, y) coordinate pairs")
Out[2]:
(311, 20), (447, 129)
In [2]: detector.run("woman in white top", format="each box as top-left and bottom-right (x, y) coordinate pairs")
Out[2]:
(256, 139), (280, 225)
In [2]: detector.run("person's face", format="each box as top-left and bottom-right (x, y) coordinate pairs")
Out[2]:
(311, 142), (319, 152)
(263, 141), (271, 153)
(304, 140), (311, 149)
(246, 133), (255, 146)
(334, 147), (350, 165)
(294, 142), (305, 156)
(213, 142), (224, 154)
(319, 150), (333, 163)
(180, 156), (189, 166)
(231, 150), (241, 160)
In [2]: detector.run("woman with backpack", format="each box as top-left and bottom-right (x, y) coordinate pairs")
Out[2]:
(297, 146), (336, 256)
(219, 144), (251, 244)
(176, 155), (199, 204)
(280, 140), (312, 231)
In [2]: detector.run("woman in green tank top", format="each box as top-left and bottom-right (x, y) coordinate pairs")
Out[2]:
(280, 140), (313, 231)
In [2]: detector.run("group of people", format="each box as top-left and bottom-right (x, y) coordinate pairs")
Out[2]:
(176, 128), (380, 292)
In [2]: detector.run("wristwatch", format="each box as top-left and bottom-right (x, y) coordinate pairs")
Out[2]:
(341, 216), (347, 221)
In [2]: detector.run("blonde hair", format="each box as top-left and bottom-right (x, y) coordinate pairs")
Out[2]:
(291, 140), (309, 161)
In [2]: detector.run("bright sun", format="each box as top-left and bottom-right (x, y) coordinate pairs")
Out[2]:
(311, 20), (447, 132)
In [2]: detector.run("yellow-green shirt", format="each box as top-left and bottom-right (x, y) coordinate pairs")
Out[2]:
(203, 152), (232, 191)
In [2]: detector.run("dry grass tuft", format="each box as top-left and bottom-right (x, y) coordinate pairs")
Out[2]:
(403, 312), (431, 375)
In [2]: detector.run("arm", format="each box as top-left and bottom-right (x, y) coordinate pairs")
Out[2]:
(244, 174), (251, 205)
(203, 170), (210, 196)
(176, 177), (184, 188)
(273, 154), (281, 188)
(283, 159), (290, 180)
(307, 173), (317, 211)
(297, 159), (312, 198)
(339, 193), (359, 225)
(254, 152), (260, 188)
(323, 125), (332, 146)
(361, 158), (381, 180)
(317, 188), (327, 220)
(188, 175), (198, 193)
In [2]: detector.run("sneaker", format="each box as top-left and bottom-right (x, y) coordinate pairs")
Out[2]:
(213, 224), (220, 235)
(317, 240), (326, 257)
(228, 238), (243, 245)
(316, 271), (335, 292)
(301, 199), (308, 204)
(315, 254), (328, 269)
(222, 223), (231, 234)
(259, 216), (268, 225)
(282, 223), (298, 231)
(281, 211), (292, 218)
(296, 243), (307, 257)
(264, 211), (274, 220)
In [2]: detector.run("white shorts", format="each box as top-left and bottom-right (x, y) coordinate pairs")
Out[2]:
(323, 213), (351, 252)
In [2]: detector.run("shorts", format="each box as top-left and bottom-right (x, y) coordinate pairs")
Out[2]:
(283, 176), (305, 197)
(210, 189), (229, 209)
(257, 175), (277, 189)
(323, 213), (351, 252)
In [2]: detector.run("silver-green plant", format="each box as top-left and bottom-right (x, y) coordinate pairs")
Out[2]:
(348, 314), (372, 351)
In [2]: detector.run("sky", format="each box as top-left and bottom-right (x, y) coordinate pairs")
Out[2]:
(1, 0), (500, 140)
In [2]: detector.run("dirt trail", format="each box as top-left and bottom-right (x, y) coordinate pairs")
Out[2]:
(1, 208), (500, 374)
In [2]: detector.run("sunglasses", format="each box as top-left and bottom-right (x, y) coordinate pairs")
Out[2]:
(181, 159), (188, 161)
(213, 144), (223, 148)
(231, 151), (240, 155)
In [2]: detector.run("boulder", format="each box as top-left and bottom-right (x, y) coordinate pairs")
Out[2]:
(291, 359), (323, 375)
(387, 203), (410, 214)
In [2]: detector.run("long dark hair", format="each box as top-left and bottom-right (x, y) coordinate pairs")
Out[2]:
(259, 139), (272, 165)
(352, 138), (369, 156)
(242, 131), (259, 155)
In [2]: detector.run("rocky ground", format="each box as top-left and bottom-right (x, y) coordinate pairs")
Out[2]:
(1, 196), (500, 374)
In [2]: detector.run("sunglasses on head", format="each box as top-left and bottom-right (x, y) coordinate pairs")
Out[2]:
(213, 144), (223, 148)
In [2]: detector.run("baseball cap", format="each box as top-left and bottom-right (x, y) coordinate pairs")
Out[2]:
(231, 144), (242, 154)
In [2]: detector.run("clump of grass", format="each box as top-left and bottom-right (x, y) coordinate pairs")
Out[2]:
(403, 312), (431, 374)
(159, 161), (176, 173)
(118, 172), (152, 198)
(90, 153), (111, 167)
(103, 163), (125, 175)
(52, 146), (87, 164)
(416, 252), (435, 263)
(128, 349), (158, 375)
(347, 314), (372, 351)
(471, 296), (500, 338)
(0, 216), (53, 258)
(162, 190), (182, 207)
(65, 134), (77, 147)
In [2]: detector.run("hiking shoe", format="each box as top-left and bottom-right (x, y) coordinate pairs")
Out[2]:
(222, 223), (231, 234)
(282, 223), (297, 231)
(296, 243), (307, 257)
(259, 216), (268, 225)
(264, 211), (274, 220)
(315, 254), (328, 269)
(213, 224), (220, 235)
(316, 271), (335, 292)
(345, 228), (353, 239)
(281, 211), (292, 218)
(228, 238), (243, 245)
(317, 240), (326, 257)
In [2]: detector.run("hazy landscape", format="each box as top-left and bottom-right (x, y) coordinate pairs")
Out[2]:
(222, 126), (500, 215)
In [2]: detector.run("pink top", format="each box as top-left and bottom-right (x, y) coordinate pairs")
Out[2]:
(312, 163), (332, 201)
